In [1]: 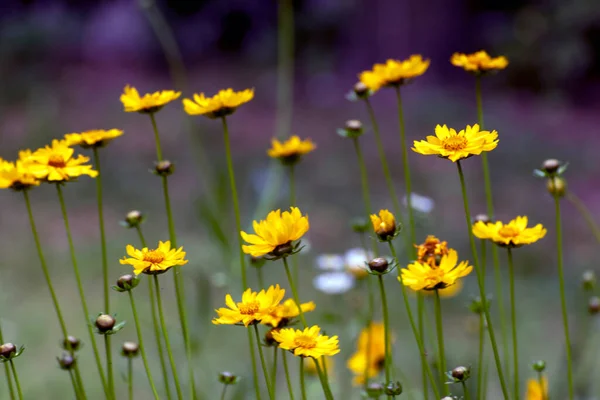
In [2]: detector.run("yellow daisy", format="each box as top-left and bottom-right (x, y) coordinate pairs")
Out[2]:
(212, 285), (285, 327)
(25, 140), (98, 182)
(182, 88), (254, 119)
(472, 216), (547, 248)
(261, 298), (316, 328)
(120, 85), (181, 113)
(347, 322), (387, 385)
(267, 135), (316, 164)
(63, 129), (124, 148)
(370, 209), (397, 241)
(241, 207), (309, 258)
(400, 249), (472, 291)
(272, 325), (340, 358)
(359, 55), (430, 91)
(525, 377), (547, 400)
(0, 158), (39, 191)
(119, 240), (188, 275)
(412, 124), (498, 162)
(451, 50), (509, 74)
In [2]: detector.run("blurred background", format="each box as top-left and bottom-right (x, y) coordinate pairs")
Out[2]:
(0, 0), (599, 398)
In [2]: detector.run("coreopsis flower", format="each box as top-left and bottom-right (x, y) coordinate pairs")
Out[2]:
(267, 135), (316, 165)
(120, 85), (181, 114)
(212, 285), (285, 327)
(261, 298), (316, 328)
(359, 55), (430, 91)
(451, 51), (508, 74)
(415, 235), (450, 267)
(347, 322), (387, 385)
(412, 124), (498, 162)
(305, 356), (334, 377)
(472, 216), (547, 248)
(119, 240), (188, 275)
(272, 325), (340, 358)
(25, 140), (98, 182)
(370, 209), (398, 241)
(241, 207), (309, 258)
(525, 377), (547, 400)
(63, 129), (124, 149)
(400, 249), (472, 291)
(0, 158), (39, 191)
(182, 88), (254, 119)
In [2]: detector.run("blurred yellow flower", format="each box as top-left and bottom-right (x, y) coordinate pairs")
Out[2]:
(120, 85), (181, 113)
(412, 124), (498, 162)
(347, 322), (387, 385)
(64, 129), (124, 149)
(359, 55), (430, 91)
(119, 240), (188, 275)
(213, 285), (285, 327)
(415, 235), (450, 267)
(26, 140), (98, 182)
(267, 135), (316, 164)
(182, 88), (254, 119)
(272, 325), (340, 358)
(305, 356), (334, 377)
(451, 51), (508, 74)
(472, 216), (547, 248)
(261, 298), (316, 328)
(370, 209), (396, 241)
(241, 207), (309, 257)
(0, 158), (39, 191)
(400, 249), (472, 291)
(525, 377), (547, 400)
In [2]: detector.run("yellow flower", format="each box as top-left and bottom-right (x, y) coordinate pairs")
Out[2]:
(212, 285), (285, 327)
(472, 216), (547, 248)
(120, 85), (181, 113)
(25, 140), (98, 182)
(64, 129), (124, 148)
(0, 158), (40, 191)
(182, 88), (254, 119)
(119, 240), (188, 275)
(451, 51), (509, 74)
(370, 209), (396, 240)
(412, 124), (498, 162)
(359, 55), (430, 91)
(525, 377), (547, 400)
(272, 325), (340, 358)
(267, 135), (316, 164)
(400, 249), (472, 291)
(241, 207), (309, 257)
(305, 356), (334, 377)
(261, 299), (316, 328)
(347, 322), (387, 385)
(415, 235), (450, 267)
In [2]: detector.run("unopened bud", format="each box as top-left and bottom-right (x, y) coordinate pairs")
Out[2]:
(218, 371), (239, 385)
(121, 341), (139, 357)
(368, 257), (389, 274)
(125, 210), (143, 227)
(345, 120), (363, 132)
(353, 82), (369, 97)
(365, 382), (384, 398)
(117, 274), (137, 291)
(546, 176), (566, 198)
(451, 366), (470, 382)
(532, 360), (546, 372)
(95, 314), (116, 333)
(542, 159), (561, 174)
(0, 343), (16, 359)
(154, 160), (175, 176)
(582, 270), (596, 291)
(271, 242), (294, 258)
(384, 381), (403, 396)
(57, 353), (76, 370)
(589, 296), (600, 315)
(62, 336), (81, 352)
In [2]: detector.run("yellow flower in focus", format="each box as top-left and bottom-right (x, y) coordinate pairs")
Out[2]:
(25, 140), (98, 182)
(415, 235), (450, 267)
(213, 285), (285, 327)
(451, 51), (509, 74)
(370, 209), (397, 241)
(359, 55), (430, 91)
(241, 207), (309, 257)
(64, 129), (124, 149)
(261, 299), (316, 328)
(305, 356), (334, 377)
(182, 88), (254, 119)
(119, 240), (188, 275)
(267, 135), (316, 164)
(472, 216), (547, 248)
(0, 158), (40, 191)
(120, 85), (181, 113)
(400, 249), (472, 291)
(272, 325), (340, 358)
(525, 377), (547, 400)
(412, 124), (498, 162)
(347, 322), (387, 385)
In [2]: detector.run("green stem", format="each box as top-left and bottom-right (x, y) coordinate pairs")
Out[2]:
(282, 351), (295, 400)
(282, 257), (307, 326)
(128, 357), (133, 400)
(359, 235), (375, 389)
(253, 324), (274, 400)
(73, 366), (87, 400)
(567, 191), (600, 244)
(9, 361), (22, 400)
(288, 164), (300, 290)
(153, 275), (184, 400)
(149, 113), (163, 161)
(455, 161), (510, 400)
(128, 290), (160, 400)
(433, 290), (447, 396)
(0, 327), (15, 400)
(135, 226), (172, 400)
(271, 347), (278, 400)
(220, 384), (228, 400)
(92, 148), (110, 314)
(462, 381), (471, 400)
(299, 358), (307, 400)
(388, 243), (440, 398)
(275, 0), (294, 139)
(314, 359), (335, 400)
(554, 196), (574, 400)
(507, 248), (519, 400)
(377, 275), (393, 392)
(477, 312), (486, 400)
(68, 370), (79, 400)
(55, 184), (109, 397)
(105, 335), (115, 399)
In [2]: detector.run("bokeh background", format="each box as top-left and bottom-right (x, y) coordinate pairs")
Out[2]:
(1, 0), (600, 398)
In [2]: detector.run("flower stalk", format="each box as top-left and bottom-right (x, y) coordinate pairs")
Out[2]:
(9, 361), (22, 400)
(299, 358), (307, 400)
(506, 247), (519, 400)
(433, 289), (447, 396)
(282, 351), (295, 400)
(377, 274), (393, 398)
(253, 324), (274, 400)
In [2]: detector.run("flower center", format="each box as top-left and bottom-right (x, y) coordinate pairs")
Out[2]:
(143, 250), (165, 264)
(498, 226), (519, 238)
(293, 334), (317, 349)
(442, 136), (468, 151)
(48, 155), (66, 168)
(238, 301), (260, 315)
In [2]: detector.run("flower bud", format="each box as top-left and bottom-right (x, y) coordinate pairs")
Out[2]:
(546, 176), (566, 198)
(218, 371), (239, 385)
(95, 314), (116, 333)
(353, 82), (369, 98)
(57, 353), (76, 370)
(582, 270), (596, 291)
(473, 214), (491, 224)
(365, 382), (384, 398)
(589, 296), (600, 315)
(62, 336), (81, 352)
(121, 341), (139, 357)
(271, 242), (294, 258)
(154, 160), (175, 176)
(264, 329), (278, 347)
(117, 274), (137, 291)
(542, 159), (561, 174)
(451, 366), (470, 382)
(0, 343), (16, 359)
(345, 119), (363, 132)
(384, 381), (403, 396)
(532, 360), (546, 372)
(124, 210), (143, 227)
(368, 257), (389, 274)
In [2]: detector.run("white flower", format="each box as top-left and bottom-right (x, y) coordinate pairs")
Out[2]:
(316, 254), (345, 271)
(313, 272), (355, 294)
(403, 193), (435, 213)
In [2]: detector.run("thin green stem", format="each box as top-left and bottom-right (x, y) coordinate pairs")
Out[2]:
(282, 351), (295, 400)
(567, 191), (600, 244)
(377, 275), (392, 390)
(68, 370), (79, 400)
(220, 384), (228, 400)
(153, 276), (184, 400)
(477, 312), (486, 400)
(299, 358), (307, 400)
(149, 113), (163, 161)
(9, 362), (22, 400)
(433, 290), (447, 396)
(507, 248), (519, 400)
(275, 0), (294, 139)
(416, 293), (428, 399)
(314, 359), (334, 400)
(105, 335), (115, 399)
(554, 196), (574, 400)
(289, 164), (300, 290)
(128, 357), (133, 400)
(55, 184), (109, 396)
(92, 148), (110, 314)
(73, 366), (87, 400)
(271, 347), (278, 400)
(128, 290), (160, 400)
(462, 381), (471, 400)
(282, 258), (307, 327)
(253, 324), (274, 400)
(0, 326), (15, 400)
(359, 234), (376, 389)
(455, 161), (510, 400)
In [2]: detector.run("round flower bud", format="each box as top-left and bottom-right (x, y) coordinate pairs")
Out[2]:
(271, 242), (294, 258)
(368, 257), (389, 274)
(121, 341), (139, 357)
(95, 314), (116, 333)
(365, 382), (384, 398)
(542, 159), (561, 174)
(345, 119), (363, 132)
(588, 296), (600, 315)
(473, 213), (491, 224)
(451, 366), (470, 381)
(57, 353), (76, 370)
(0, 343), (16, 359)
(125, 210), (143, 227)
(154, 160), (175, 176)
(532, 360), (546, 372)
(546, 176), (566, 198)
(582, 270), (596, 291)
(218, 371), (239, 385)
(62, 336), (81, 352)
(353, 82), (369, 97)
(117, 274), (136, 291)
(384, 381), (403, 396)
